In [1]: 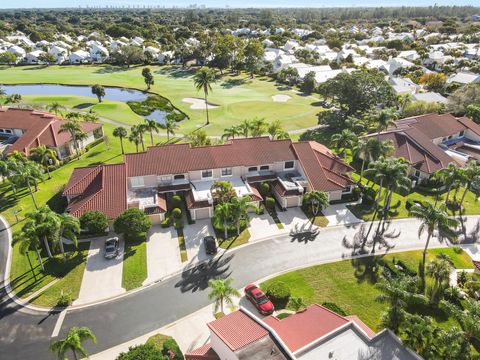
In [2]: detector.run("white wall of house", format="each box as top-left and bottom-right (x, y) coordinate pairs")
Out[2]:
(209, 332), (239, 360)
(465, 129), (480, 142)
(328, 190), (344, 201)
(190, 207), (213, 220)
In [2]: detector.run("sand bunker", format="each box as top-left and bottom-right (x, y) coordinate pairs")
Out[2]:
(182, 97), (220, 110)
(272, 94), (292, 102)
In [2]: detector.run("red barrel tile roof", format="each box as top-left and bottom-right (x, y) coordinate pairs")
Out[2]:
(185, 343), (220, 360)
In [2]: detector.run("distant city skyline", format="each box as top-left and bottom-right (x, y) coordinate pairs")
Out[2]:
(0, 0), (478, 9)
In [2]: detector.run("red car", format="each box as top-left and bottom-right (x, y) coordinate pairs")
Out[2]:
(244, 284), (274, 315)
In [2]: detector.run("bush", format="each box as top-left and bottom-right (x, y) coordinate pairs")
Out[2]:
(361, 187), (376, 206)
(113, 208), (152, 241)
(265, 196), (276, 211)
(171, 195), (183, 209)
(161, 218), (171, 228)
(321, 302), (347, 316)
(117, 344), (166, 360)
(171, 208), (182, 219)
(56, 291), (72, 307)
(174, 218), (184, 229)
(256, 206), (265, 215)
(288, 296), (306, 311)
(161, 338), (184, 360)
(265, 281), (291, 309)
(80, 210), (108, 235)
(85, 137), (104, 151)
(259, 182), (270, 196)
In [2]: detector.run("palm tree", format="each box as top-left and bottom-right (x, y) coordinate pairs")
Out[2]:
(12, 161), (45, 210)
(222, 126), (241, 140)
(207, 278), (240, 313)
(434, 163), (463, 204)
(402, 314), (439, 357)
(214, 202), (233, 239)
(193, 67), (217, 125)
(143, 119), (160, 146)
(249, 117), (267, 137)
(441, 298), (480, 350)
(303, 191), (329, 217)
(353, 139), (369, 183)
(58, 213), (80, 258)
(364, 157), (389, 210)
(128, 128), (142, 153)
(161, 117), (179, 142)
(267, 120), (290, 140)
(409, 203), (459, 288)
(375, 276), (427, 333)
(13, 227), (45, 271)
(112, 127), (128, 154)
(47, 102), (65, 116)
(459, 161), (480, 209)
(372, 108), (398, 139)
(231, 196), (256, 236)
(24, 206), (61, 258)
(49, 326), (96, 360)
(426, 258), (453, 304)
(30, 145), (59, 179)
(381, 158), (412, 216)
(59, 119), (84, 159)
(331, 129), (356, 158)
(238, 119), (252, 138)
(137, 124), (147, 151)
(0, 159), (8, 184)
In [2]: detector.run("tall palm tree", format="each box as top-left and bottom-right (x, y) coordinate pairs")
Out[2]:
(331, 129), (357, 158)
(49, 327), (96, 360)
(143, 119), (160, 146)
(231, 196), (256, 236)
(113, 127), (128, 154)
(222, 125), (241, 140)
(303, 191), (329, 217)
(364, 156), (389, 211)
(402, 314), (439, 358)
(249, 117), (267, 137)
(193, 67), (217, 126)
(371, 107), (398, 140)
(381, 158), (412, 216)
(434, 163), (463, 204)
(12, 161), (45, 210)
(409, 203), (459, 288)
(459, 161), (480, 209)
(161, 117), (179, 142)
(214, 202), (233, 239)
(59, 119), (84, 159)
(58, 213), (80, 258)
(30, 145), (59, 179)
(128, 129), (142, 153)
(137, 124), (147, 151)
(353, 139), (369, 183)
(47, 102), (65, 116)
(238, 119), (252, 138)
(24, 206), (61, 259)
(13, 227), (45, 271)
(207, 278), (240, 313)
(426, 258), (453, 304)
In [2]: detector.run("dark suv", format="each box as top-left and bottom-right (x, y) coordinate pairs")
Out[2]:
(104, 237), (119, 259)
(204, 236), (218, 255)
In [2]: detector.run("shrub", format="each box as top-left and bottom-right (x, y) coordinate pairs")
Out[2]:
(161, 338), (184, 360)
(405, 199), (415, 210)
(171, 195), (183, 209)
(56, 291), (72, 307)
(465, 280), (480, 299)
(113, 208), (152, 241)
(265, 196), (276, 211)
(259, 182), (270, 196)
(265, 281), (291, 309)
(361, 187), (376, 206)
(457, 271), (470, 287)
(80, 210), (108, 235)
(288, 296), (306, 311)
(174, 218), (184, 229)
(117, 343), (166, 360)
(321, 302), (347, 316)
(171, 207), (182, 219)
(85, 137), (104, 151)
(161, 218), (171, 228)
(256, 206), (265, 215)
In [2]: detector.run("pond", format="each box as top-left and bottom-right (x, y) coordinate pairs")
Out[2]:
(1, 84), (171, 125)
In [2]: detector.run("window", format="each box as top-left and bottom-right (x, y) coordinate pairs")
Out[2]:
(159, 175), (172, 183)
(202, 170), (213, 179)
(284, 161), (295, 170)
(4, 129), (12, 134)
(221, 168), (232, 176)
(260, 165), (270, 171)
(248, 166), (258, 172)
(174, 174), (185, 180)
(459, 130), (465, 137)
(448, 135), (453, 140)
(131, 176), (144, 188)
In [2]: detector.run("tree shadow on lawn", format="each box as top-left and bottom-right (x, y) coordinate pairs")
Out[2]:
(73, 103), (95, 109)
(220, 78), (247, 89)
(46, 188), (67, 214)
(0, 185), (32, 214)
(21, 65), (49, 71)
(175, 253), (234, 293)
(155, 67), (195, 78)
(94, 66), (132, 74)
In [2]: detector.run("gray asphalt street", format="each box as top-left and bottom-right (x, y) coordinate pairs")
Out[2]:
(1, 216), (478, 359)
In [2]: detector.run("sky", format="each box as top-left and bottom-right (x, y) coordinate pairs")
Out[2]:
(0, 0), (478, 9)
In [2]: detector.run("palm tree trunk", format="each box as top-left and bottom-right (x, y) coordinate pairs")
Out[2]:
(43, 235), (53, 258)
(120, 137), (125, 154)
(220, 296), (224, 313)
(10, 182), (17, 199)
(27, 182), (38, 210)
(36, 248), (45, 271)
(135, 143), (139, 153)
(224, 219), (228, 239)
(72, 349), (78, 360)
(141, 137), (145, 152)
(59, 236), (65, 257)
(150, 130), (154, 146)
(421, 232), (432, 289)
(445, 184), (452, 203)
(460, 183), (470, 210)
(358, 159), (365, 184)
(46, 165), (51, 180)
(204, 92), (210, 125)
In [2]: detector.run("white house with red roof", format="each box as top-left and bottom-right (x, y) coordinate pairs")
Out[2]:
(185, 305), (421, 360)
(63, 137), (354, 223)
(0, 108), (103, 159)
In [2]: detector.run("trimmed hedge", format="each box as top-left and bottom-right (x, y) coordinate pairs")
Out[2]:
(265, 281), (291, 309)
(321, 302), (347, 316)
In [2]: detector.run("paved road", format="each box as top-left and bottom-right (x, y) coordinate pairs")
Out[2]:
(1, 216), (479, 360)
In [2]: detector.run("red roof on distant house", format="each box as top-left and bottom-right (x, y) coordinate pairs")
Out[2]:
(207, 310), (269, 351)
(263, 304), (350, 352)
(0, 108), (102, 156)
(64, 163), (127, 219)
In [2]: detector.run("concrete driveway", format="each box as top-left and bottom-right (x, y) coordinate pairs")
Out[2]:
(248, 213), (284, 241)
(144, 226), (182, 285)
(323, 204), (362, 227)
(74, 236), (126, 305)
(183, 220), (216, 262)
(277, 207), (314, 233)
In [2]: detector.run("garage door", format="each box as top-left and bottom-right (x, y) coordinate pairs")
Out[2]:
(149, 214), (162, 225)
(286, 197), (300, 208)
(195, 207), (211, 220)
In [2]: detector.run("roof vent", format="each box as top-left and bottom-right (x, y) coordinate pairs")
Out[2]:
(329, 350), (334, 358)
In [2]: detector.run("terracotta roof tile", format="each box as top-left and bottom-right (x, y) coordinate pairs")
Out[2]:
(395, 113), (467, 140)
(345, 315), (376, 338)
(207, 310), (269, 351)
(185, 343), (219, 360)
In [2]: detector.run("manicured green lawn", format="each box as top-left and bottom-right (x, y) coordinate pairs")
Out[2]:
(218, 229), (251, 249)
(0, 65), (321, 135)
(261, 248), (472, 332)
(122, 238), (147, 291)
(348, 173), (480, 221)
(177, 228), (188, 263)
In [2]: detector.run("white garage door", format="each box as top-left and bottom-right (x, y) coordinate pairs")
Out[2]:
(195, 207), (211, 220)
(286, 196), (300, 208)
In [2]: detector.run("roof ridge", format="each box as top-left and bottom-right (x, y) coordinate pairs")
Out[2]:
(64, 165), (102, 194)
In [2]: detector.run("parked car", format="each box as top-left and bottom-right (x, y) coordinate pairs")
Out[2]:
(244, 284), (274, 315)
(104, 237), (119, 259)
(204, 236), (217, 255)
